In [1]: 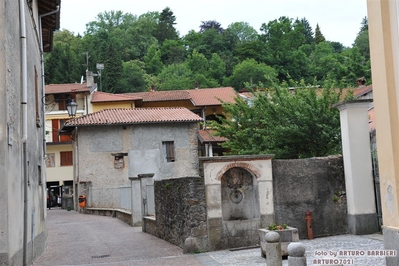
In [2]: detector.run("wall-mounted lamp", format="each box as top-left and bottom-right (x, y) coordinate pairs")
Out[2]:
(66, 99), (78, 117)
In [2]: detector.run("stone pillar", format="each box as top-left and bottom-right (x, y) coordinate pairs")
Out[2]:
(335, 100), (378, 234)
(129, 173), (154, 227)
(368, 0), (399, 264)
(129, 177), (142, 226)
(287, 242), (306, 266)
(265, 231), (282, 266)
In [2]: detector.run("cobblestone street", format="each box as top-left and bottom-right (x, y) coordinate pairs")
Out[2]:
(34, 209), (387, 266)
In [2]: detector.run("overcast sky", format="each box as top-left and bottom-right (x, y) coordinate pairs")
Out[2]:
(60, 0), (368, 47)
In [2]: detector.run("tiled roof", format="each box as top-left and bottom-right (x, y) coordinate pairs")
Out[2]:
(125, 87), (237, 106)
(354, 85), (373, 98)
(64, 107), (203, 127)
(188, 87), (237, 106)
(91, 91), (142, 103)
(45, 83), (93, 95)
(198, 129), (228, 143)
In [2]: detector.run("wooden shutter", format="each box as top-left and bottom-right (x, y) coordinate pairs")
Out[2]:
(60, 151), (73, 166)
(52, 119), (59, 142)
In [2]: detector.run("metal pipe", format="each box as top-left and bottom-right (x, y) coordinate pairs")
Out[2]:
(305, 210), (314, 240)
(19, 0), (28, 264)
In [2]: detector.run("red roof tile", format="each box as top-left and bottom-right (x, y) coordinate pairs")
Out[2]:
(354, 85), (373, 98)
(188, 87), (237, 106)
(64, 107), (203, 127)
(91, 91), (142, 103)
(198, 129), (227, 143)
(125, 87), (237, 106)
(45, 83), (93, 94)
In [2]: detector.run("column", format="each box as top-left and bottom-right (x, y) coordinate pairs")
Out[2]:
(335, 100), (378, 234)
(368, 1), (399, 264)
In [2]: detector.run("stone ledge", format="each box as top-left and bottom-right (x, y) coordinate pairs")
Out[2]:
(86, 207), (132, 215)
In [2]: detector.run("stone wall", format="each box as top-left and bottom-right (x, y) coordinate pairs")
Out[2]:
(143, 177), (208, 252)
(273, 156), (348, 239)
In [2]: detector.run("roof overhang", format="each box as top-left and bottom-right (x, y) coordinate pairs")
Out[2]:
(38, 0), (61, 52)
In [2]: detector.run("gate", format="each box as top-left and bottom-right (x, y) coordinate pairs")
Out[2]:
(370, 129), (382, 230)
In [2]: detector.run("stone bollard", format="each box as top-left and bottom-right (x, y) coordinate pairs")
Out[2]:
(287, 242), (306, 266)
(265, 231), (282, 266)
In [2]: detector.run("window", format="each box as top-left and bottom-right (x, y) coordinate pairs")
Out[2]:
(52, 119), (70, 143)
(162, 141), (175, 162)
(60, 151), (73, 166)
(46, 153), (55, 167)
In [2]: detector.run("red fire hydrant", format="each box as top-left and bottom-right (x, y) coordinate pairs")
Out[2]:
(305, 210), (314, 239)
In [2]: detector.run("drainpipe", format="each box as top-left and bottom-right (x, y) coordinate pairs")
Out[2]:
(19, 0), (28, 264)
(39, 5), (60, 156)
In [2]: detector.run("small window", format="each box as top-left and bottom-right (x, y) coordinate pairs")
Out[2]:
(46, 153), (55, 167)
(60, 151), (73, 166)
(162, 141), (175, 162)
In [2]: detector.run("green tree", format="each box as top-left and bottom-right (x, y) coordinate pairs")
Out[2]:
(95, 30), (123, 93)
(44, 30), (84, 84)
(160, 39), (187, 65)
(122, 12), (159, 61)
(211, 82), (345, 158)
(300, 18), (314, 45)
(207, 53), (226, 84)
(187, 49), (208, 73)
(225, 22), (258, 45)
(315, 24), (326, 44)
(230, 59), (277, 90)
(157, 63), (193, 90)
(156, 7), (179, 44)
(118, 60), (148, 92)
(144, 44), (164, 75)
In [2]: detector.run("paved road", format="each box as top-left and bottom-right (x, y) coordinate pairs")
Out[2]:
(34, 209), (386, 266)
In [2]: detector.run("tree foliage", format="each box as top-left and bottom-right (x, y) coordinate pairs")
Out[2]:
(45, 11), (371, 91)
(200, 20), (224, 33)
(210, 81), (346, 159)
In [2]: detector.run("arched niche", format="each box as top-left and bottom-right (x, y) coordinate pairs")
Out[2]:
(220, 167), (260, 221)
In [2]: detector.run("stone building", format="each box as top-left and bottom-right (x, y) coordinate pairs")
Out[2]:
(62, 107), (203, 223)
(0, 0), (60, 265)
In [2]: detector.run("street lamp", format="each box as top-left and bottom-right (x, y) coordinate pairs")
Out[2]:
(66, 99), (77, 117)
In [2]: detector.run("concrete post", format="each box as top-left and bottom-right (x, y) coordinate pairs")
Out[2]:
(287, 242), (306, 266)
(334, 100), (378, 235)
(129, 177), (142, 226)
(265, 231), (282, 266)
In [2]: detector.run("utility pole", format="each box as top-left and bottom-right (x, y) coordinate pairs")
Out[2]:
(96, 63), (104, 92)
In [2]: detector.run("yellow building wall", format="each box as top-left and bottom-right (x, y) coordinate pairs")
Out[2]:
(46, 144), (74, 185)
(92, 102), (135, 112)
(141, 100), (194, 109)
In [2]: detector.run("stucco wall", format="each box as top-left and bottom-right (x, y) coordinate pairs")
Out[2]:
(273, 156), (348, 239)
(46, 144), (74, 184)
(1, 1), (47, 264)
(144, 177), (208, 252)
(76, 122), (199, 209)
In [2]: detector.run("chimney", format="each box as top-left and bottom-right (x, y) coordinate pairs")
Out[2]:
(150, 84), (155, 92)
(86, 70), (94, 87)
(357, 77), (366, 88)
(195, 82), (199, 90)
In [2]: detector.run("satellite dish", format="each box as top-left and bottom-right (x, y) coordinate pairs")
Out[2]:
(80, 75), (84, 84)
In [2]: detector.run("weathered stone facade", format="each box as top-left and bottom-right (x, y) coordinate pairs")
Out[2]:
(143, 177), (208, 252)
(273, 156), (347, 238)
(0, 1), (59, 265)
(144, 156), (347, 252)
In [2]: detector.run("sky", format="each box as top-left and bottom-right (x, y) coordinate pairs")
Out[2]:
(60, 0), (368, 47)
